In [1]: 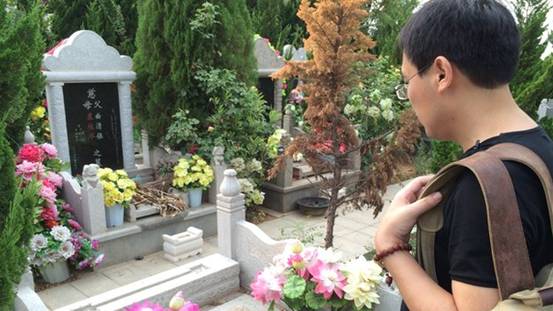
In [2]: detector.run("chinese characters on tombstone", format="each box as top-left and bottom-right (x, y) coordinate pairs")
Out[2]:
(63, 82), (124, 175)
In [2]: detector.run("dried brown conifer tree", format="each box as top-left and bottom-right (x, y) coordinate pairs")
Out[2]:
(270, 0), (420, 248)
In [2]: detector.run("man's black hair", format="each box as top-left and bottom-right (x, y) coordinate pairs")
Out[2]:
(399, 0), (520, 89)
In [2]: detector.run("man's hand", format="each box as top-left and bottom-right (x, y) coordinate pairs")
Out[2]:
(374, 175), (443, 252)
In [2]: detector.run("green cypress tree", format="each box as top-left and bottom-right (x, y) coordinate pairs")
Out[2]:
(365, 0), (418, 65)
(515, 55), (553, 118)
(511, 0), (552, 117)
(134, 0), (257, 146)
(5, 4), (45, 151)
(85, 0), (133, 55)
(0, 170), (39, 311)
(119, 0), (139, 55)
(47, 0), (88, 41)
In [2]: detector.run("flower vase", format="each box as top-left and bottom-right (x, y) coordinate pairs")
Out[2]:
(105, 204), (124, 227)
(168, 187), (189, 206)
(39, 260), (70, 284)
(188, 188), (203, 208)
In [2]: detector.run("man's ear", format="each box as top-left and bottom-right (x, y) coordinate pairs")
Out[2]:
(434, 56), (453, 93)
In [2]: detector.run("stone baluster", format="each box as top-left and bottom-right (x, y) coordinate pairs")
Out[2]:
(208, 146), (227, 204)
(24, 126), (35, 144)
(274, 132), (293, 188)
(141, 129), (151, 168)
(217, 169), (245, 259)
(80, 164), (107, 235)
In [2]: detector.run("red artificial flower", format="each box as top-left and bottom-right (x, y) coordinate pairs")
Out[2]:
(17, 144), (44, 163)
(42, 179), (56, 191)
(188, 144), (199, 155)
(41, 207), (58, 229)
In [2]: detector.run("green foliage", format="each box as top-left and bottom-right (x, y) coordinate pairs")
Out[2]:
(85, 0), (133, 55)
(430, 140), (463, 172)
(47, 0), (88, 40)
(539, 116), (553, 139)
(515, 55), (553, 119)
(0, 131), (16, 230)
(511, 0), (552, 118)
(0, 2), (45, 150)
(248, 0), (306, 51)
(194, 68), (274, 161)
(134, 0), (257, 145)
(363, 0), (418, 64)
(164, 109), (200, 149)
(0, 179), (40, 311)
(283, 274), (306, 299)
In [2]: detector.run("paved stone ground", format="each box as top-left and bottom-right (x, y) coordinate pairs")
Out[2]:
(38, 180), (408, 310)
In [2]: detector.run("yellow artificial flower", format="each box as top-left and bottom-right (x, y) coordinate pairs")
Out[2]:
(31, 106), (46, 120)
(115, 169), (128, 177)
(108, 172), (119, 182)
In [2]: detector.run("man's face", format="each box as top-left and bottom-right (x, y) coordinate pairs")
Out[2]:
(401, 54), (442, 139)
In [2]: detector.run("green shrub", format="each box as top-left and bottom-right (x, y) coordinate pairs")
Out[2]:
(430, 140), (463, 172)
(0, 179), (39, 311)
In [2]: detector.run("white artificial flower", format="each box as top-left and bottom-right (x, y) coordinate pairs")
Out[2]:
(30, 234), (48, 252)
(316, 247), (343, 264)
(341, 256), (383, 309)
(379, 98), (393, 111)
(60, 241), (75, 259)
(382, 109), (394, 121)
(230, 158), (246, 172)
(238, 178), (254, 194)
(344, 104), (355, 116)
(51, 225), (71, 242)
(367, 106), (380, 119)
(248, 159), (263, 173)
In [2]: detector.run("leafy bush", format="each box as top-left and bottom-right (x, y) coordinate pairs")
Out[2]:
(430, 140), (463, 172)
(194, 67), (277, 162)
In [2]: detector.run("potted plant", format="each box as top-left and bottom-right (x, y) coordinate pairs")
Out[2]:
(172, 155), (214, 208)
(251, 241), (383, 311)
(98, 168), (137, 227)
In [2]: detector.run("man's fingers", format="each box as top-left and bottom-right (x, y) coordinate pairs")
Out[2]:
(409, 192), (442, 216)
(396, 175), (435, 203)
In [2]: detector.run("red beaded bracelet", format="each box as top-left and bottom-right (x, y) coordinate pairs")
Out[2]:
(374, 243), (412, 266)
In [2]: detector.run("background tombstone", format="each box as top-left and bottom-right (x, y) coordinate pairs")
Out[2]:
(253, 36), (285, 119)
(42, 30), (136, 175)
(537, 98), (553, 120)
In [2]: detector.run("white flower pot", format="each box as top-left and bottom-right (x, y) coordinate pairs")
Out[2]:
(39, 260), (70, 284)
(105, 203), (124, 227)
(168, 187), (189, 206)
(188, 188), (203, 208)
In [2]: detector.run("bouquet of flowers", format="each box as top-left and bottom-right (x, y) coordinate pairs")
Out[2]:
(250, 241), (383, 311)
(172, 155), (214, 190)
(28, 99), (51, 143)
(97, 168), (137, 208)
(125, 291), (200, 311)
(16, 143), (104, 270)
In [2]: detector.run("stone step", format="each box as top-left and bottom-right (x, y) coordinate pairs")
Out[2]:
(204, 294), (266, 311)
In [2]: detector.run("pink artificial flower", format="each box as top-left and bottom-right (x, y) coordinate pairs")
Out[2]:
(47, 171), (63, 188)
(125, 301), (165, 311)
(41, 207), (58, 229)
(179, 302), (200, 311)
(17, 144), (44, 163)
(41, 143), (58, 159)
(42, 178), (56, 191)
(62, 202), (75, 213)
(91, 239), (99, 250)
(94, 253), (105, 266)
(71, 235), (82, 254)
(308, 260), (347, 300)
(250, 266), (285, 304)
(16, 160), (45, 181)
(68, 219), (82, 230)
(39, 184), (57, 204)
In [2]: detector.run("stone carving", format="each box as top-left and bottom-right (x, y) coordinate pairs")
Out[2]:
(212, 146), (225, 166)
(163, 227), (203, 262)
(83, 164), (99, 188)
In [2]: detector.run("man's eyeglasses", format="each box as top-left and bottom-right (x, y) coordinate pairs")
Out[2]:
(394, 64), (431, 101)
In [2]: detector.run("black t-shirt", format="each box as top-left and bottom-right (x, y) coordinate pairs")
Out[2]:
(402, 127), (553, 310)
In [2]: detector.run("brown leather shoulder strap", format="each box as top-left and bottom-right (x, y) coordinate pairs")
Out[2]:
(485, 143), (553, 236)
(455, 151), (534, 299)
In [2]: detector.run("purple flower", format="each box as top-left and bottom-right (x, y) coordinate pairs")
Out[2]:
(62, 203), (75, 213)
(78, 259), (91, 270)
(91, 239), (99, 250)
(68, 219), (82, 231)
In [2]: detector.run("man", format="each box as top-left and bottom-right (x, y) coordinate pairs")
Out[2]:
(373, 0), (553, 310)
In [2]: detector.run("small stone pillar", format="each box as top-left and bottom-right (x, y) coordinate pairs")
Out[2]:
(209, 146), (227, 204)
(141, 129), (151, 168)
(274, 133), (293, 188)
(80, 164), (107, 235)
(217, 169), (245, 259)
